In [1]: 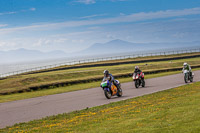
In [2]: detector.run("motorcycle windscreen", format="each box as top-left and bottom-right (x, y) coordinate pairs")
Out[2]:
(101, 81), (108, 88)
(183, 70), (189, 73)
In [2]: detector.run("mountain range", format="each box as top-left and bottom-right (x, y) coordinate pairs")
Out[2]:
(77, 39), (200, 55)
(0, 48), (67, 63)
(1, 39), (200, 63)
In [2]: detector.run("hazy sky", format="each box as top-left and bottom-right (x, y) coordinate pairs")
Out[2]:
(0, 0), (200, 53)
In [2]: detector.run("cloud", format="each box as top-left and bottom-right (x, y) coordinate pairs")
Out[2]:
(0, 11), (17, 16)
(0, 8), (36, 16)
(1, 18), (200, 52)
(79, 13), (107, 19)
(74, 0), (96, 4)
(172, 32), (188, 38)
(0, 24), (8, 28)
(33, 38), (51, 46)
(110, 0), (130, 1)
(29, 8), (36, 11)
(1, 7), (200, 34)
(119, 13), (125, 16)
(73, 0), (131, 4)
(0, 40), (18, 48)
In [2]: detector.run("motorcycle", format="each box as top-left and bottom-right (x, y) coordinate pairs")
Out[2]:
(132, 72), (145, 88)
(183, 70), (194, 83)
(100, 79), (122, 99)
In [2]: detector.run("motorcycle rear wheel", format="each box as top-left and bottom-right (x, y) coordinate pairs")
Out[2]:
(190, 77), (193, 82)
(142, 79), (145, 87)
(117, 87), (122, 97)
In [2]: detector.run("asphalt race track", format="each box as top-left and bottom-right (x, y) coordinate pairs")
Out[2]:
(0, 71), (199, 128)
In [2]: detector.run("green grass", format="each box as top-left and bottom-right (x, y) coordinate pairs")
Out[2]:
(37, 52), (200, 71)
(1, 55), (200, 94)
(0, 68), (200, 103)
(1, 81), (200, 132)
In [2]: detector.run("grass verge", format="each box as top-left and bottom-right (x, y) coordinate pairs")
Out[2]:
(1, 56), (200, 94)
(0, 68), (199, 103)
(1, 81), (200, 132)
(30, 51), (200, 72)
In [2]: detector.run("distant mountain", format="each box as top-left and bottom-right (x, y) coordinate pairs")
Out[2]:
(1, 40), (200, 64)
(46, 50), (67, 57)
(78, 39), (200, 56)
(79, 39), (139, 55)
(0, 48), (67, 63)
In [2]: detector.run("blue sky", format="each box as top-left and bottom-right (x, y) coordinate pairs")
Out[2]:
(0, 0), (200, 52)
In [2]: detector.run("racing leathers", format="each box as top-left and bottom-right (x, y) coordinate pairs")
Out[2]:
(183, 64), (192, 77)
(133, 68), (144, 80)
(134, 69), (142, 74)
(102, 74), (120, 91)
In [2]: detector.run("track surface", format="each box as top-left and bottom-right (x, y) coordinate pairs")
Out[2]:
(0, 71), (200, 128)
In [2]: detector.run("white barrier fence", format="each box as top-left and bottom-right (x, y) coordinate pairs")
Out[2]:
(0, 48), (200, 78)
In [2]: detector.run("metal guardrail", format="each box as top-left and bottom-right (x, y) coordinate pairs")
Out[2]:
(0, 48), (200, 78)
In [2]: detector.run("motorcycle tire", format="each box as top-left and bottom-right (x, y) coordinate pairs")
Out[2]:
(142, 80), (145, 87)
(135, 80), (139, 88)
(190, 77), (193, 82)
(104, 89), (112, 99)
(184, 74), (188, 83)
(117, 87), (122, 97)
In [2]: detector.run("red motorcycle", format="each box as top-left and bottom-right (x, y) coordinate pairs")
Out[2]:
(132, 72), (145, 88)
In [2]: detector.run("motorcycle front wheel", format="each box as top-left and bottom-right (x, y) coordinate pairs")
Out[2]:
(184, 73), (188, 83)
(135, 80), (139, 88)
(104, 89), (112, 99)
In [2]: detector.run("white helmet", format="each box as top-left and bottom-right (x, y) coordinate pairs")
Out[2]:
(183, 62), (187, 66)
(135, 66), (139, 71)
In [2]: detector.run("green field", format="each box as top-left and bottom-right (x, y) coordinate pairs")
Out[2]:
(0, 52), (200, 103)
(0, 70), (192, 103)
(32, 51), (200, 71)
(1, 81), (200, 132)
(1, 54), (200, 95)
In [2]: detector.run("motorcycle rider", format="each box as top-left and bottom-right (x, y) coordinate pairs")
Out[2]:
(182, 62), (192, 77)
(134, 66), (142, 75)
(133, 66), (144, 79)
(103, 70), (120, 91)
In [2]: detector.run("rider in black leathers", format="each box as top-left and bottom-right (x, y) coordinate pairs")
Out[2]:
(134, 66), (142, 75)
(133, 66), (144, 80)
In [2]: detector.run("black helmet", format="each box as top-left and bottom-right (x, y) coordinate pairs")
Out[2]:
(103, 70), (109, 76)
